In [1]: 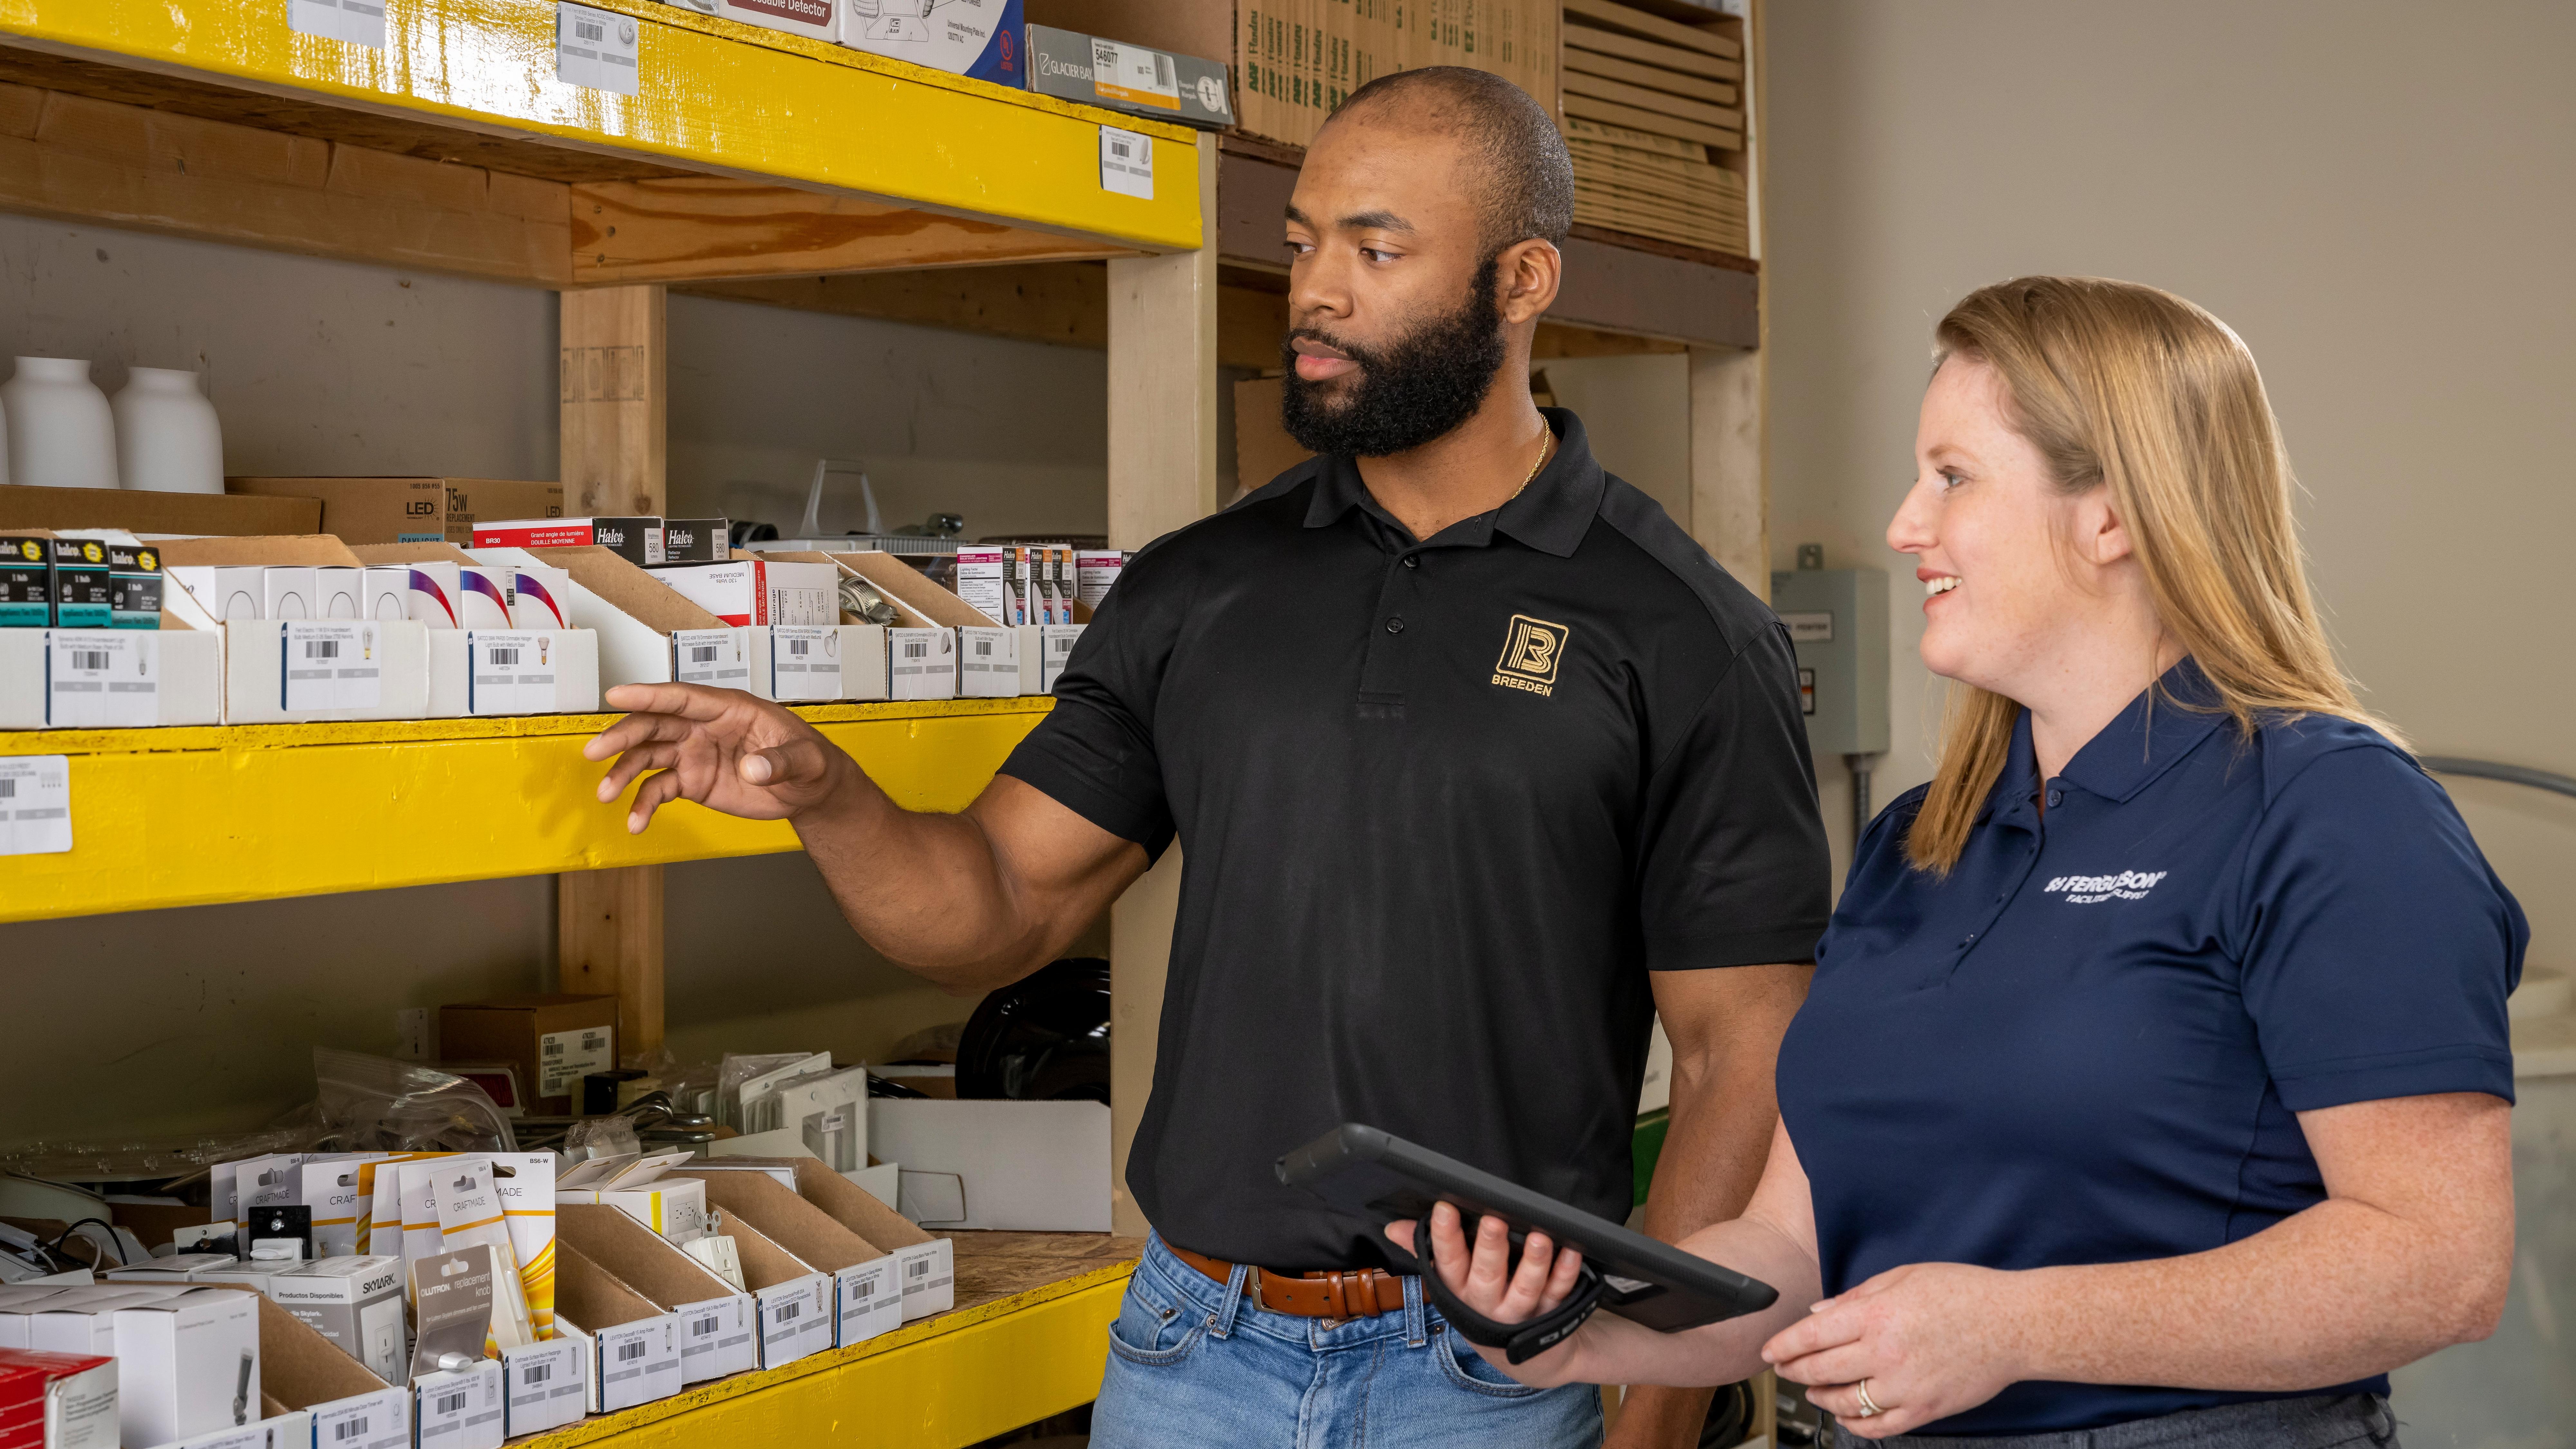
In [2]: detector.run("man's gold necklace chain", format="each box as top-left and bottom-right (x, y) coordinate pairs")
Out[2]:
(1507, 429), (1555, 503)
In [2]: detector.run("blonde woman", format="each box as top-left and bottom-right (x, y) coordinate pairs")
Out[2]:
(1397, 277), (2523, 1445)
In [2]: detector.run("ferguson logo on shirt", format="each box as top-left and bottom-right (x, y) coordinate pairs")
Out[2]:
(2045, 870), (2168, 904)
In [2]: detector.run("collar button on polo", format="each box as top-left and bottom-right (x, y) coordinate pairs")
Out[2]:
(1385, 617), (1405, 634)
(1402, 555), (1419, 569)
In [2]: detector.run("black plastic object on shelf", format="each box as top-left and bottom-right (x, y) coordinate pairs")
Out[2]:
(956, 957), (1112, 1103)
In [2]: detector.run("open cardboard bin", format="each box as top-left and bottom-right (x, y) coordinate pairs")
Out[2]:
(251, 1293), (408, 1449)
(674, 1166), (903, 1348)
(822, 550), (1003, 701)
(555, 1206), (754, 1385)
(0, 529), (222, 729)
(743, 1155), (952, 1321)
(346, 542), (598, 717)
(714, 1211), (838, 1367)
(493, 545), (751, 694)
(158, 537), (428, 725)
(550, 1241), (680, 1414)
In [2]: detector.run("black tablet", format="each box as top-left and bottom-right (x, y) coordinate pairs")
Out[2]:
(1276, 1123), (1778, 1334)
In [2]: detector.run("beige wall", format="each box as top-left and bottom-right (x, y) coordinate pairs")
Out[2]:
(1763, 1), (2576, 974)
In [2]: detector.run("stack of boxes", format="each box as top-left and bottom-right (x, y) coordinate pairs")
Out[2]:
(1559, 0), (1750, 255)
(1231, 0), (1558, 148)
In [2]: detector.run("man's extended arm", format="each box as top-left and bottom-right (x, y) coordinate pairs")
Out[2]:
(586, 682), (1148, 991)
(1608, 963), (1812, 1449)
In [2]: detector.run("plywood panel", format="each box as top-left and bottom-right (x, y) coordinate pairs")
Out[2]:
(570, 178), (1140, 285)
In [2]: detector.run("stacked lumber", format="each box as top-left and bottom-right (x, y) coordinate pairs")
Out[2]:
(1558, 0), (1749, 255)
(1234, 0), (1559, 149)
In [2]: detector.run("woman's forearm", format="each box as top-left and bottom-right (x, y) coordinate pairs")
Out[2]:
(1531, 1213), (1824, 1389)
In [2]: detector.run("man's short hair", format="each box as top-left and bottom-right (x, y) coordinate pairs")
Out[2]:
(1331, 67), (1575, 254)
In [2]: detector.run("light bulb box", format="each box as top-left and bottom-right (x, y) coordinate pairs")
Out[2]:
(227, 478), (563, 548)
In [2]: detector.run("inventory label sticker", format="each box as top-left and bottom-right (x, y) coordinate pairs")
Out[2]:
(1090, 38), (1179, 110)
(539, 1026), (615, 1100)
(1099, 125), (1153, 200)
(556, 3), (640, 96)
(770, 625), (842, 701)
(283, 622), (384, 712)
(289, 0), (388, 48)
(672, 629), (749, 690)
(469, 631), (557, 716)
(47, 629), (157, 729)
(0, 754), (70, 857)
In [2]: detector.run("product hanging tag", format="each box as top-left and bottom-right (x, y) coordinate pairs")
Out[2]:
(556, 2), (641, 96)
(1099, 125), (1153, 200)
(468, 631), (557, 717)
(288, 0), (388, 48)
(282, 621), (385, 713)
(0, 754), (71, 856)
(46, 628), (157, 728)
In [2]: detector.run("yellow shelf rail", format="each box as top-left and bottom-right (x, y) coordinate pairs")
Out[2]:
(0, 697), (1049, 923)
(0, 0), (1203, 253)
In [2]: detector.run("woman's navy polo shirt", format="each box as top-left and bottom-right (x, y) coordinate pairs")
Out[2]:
(1777, 660), (2525, 1434)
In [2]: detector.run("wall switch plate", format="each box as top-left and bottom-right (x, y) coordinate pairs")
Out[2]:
(396, 1008), (433, 1061)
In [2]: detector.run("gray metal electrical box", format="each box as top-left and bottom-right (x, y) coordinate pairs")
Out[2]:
(1768, 567), (1890, 757)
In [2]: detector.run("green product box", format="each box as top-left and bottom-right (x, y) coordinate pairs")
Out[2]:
(0, 535), (47, 627)
(107, 541), (164, 629)
(47, 538), (113, 628)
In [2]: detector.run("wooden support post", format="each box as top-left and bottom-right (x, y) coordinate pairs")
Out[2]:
(1104, 134), (1220, 1237)
(558, 283), (670, 1060)
(1689, 344), (1767, 601)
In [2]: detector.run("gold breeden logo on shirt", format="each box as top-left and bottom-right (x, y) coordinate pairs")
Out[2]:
(1493, 614), (1569, 697)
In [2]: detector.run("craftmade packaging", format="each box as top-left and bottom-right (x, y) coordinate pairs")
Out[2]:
(471, 517), (663, 567)
(0, 1347), (118, 1449)
(841, 0), (1022, 82)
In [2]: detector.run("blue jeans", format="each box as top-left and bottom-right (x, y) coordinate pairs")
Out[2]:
(1091, 1234), (1603, 1449)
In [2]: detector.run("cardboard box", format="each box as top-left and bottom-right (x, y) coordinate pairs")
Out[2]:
(0, 1347), (118, 1449)
(410, 1359), (502, 1449)
(773, 1157), (950, 1321)
(554, 1211), (749, 1386)
(557, 1155), (705, 1245)
(439, 997), (615, 1118)
(656, 519), (728, 565)
(869, 1099), (1113, 1232)
(0, 486), (319, 539)
(0, 534), (47, 628)
(158, 537), (430, 725)
(225, 479), (563, 547)
(110, 1286), (261, 1447)
(490, 546), (739, 691)
(1024, 23), (1234, 127)
(264, 1259), (405, 1387)
(107, 541), (164, 629)
(716, 1217), (836, 1369)
(551, 1245), (679, 1413)
(829, 551), (1013, 701)
(841, 0), (1023, 82)
(0, 617), (214, 728)
(718, 0), (835, 42)
(647, 558), (836, 627)
(472, 518), (662, 568)
(668, 1169), (901, 1349)
(251, 1297), (407, 1449)
(497, 1336), (584, 1438)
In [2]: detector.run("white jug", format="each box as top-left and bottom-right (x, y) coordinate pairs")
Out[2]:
(2, 356), (120, 488)
(113, 366), (225, 494)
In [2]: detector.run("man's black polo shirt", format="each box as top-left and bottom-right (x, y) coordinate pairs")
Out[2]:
(999, 409), (1831, 1269)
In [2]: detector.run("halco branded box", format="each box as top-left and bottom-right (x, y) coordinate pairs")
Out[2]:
(0, 535), (49, 627)
(551, 1244), (681, 1413)
(1024, 23), (1234, 128)
(227, 478), (564, 547)
(439, 996), (616, 1118)
(264, 1258), (405, 1386)
(656, 519), (728, 565)
(472, 517), (663, 567)
(554, 1209), (751, 1385)
(839, 0), (1022, 83)
(0, 1347), (118, 1449)
(45, 540), (111, 629)
(670, 1167), (901, 1350)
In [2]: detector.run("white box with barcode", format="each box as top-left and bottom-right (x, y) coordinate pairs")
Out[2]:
(499, 1337), (586, 1437)
(670, 627), (753, 693)
(302, 1384), (407, 1449)
(412, 1359), (504, 1449)
(955, 625), (1018, 698)
(217, 620), (427, 723)
(583, 1316), (678, 1414)
(884, 627), (955, 701)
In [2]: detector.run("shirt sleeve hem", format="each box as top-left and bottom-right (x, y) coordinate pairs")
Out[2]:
(1645, 924), (1827, 971)
(997, 761), (1176, 863)
(2273, 1048), (2516, 1112)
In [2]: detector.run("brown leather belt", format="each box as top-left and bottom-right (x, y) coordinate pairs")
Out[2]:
(1168, 1243), (1410, 1322)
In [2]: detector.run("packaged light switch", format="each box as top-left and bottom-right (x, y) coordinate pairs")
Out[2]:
(656, 519), (728, 565)
(259, 568), (315, 621)
(428, 1159), (534, 1352)
(0, 1347), (120, 1449)
(295, 1159), (389, 1259)
(106, 543), (163, 629)
(456, 565), (513, 630)
(45, 541), (111, 630)
(0, 536), (49, 627)
(951, 546), (1005, 625)
(472, 517), (663, 567)
(310, 566), (359, 621)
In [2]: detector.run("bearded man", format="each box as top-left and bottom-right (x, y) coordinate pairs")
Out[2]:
(582, 66), (1829, 1449)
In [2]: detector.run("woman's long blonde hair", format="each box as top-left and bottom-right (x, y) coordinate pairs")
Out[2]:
(1906, 276), (2398, 873)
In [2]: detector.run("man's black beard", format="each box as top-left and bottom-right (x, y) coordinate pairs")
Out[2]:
(1280, 256), (1507, 458)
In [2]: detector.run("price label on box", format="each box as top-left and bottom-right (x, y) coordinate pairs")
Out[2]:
(672, 629), (750, 690)
(0, 754), (71, 857)
(557, 2), (641, 96)
(288, 0), (387, 47)
(1099, 125), (1153, 200)
(469, 631), (558, 716)
(47, 629), (158, 728)
(282, 622), (386, 713)
(770, 625), (843, 701)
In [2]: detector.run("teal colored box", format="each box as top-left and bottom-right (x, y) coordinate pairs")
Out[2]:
(107, 541), (164, 629)
(0, 535), (46, 627)
(47, 538), (112, 629)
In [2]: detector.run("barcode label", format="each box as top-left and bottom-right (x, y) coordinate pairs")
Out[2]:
(693, 1316), (719, 1337)
(305, 638), (341, 659)
(903, 640), (927, 659)
(334, 1417), (368, 1442)
(907, 1259), (928, 1281)
(690, 645), (719, 663)
(283, 623), (382, 712)
(1110, 137), (1132, 159)
(973, 639), (993, 657)
(544, 1039), (563, 1056)
(1, 779), (13, 798)
(69, 649), (108, 671)
(788, 638), (809, 656)
(522, 1362), (551, 1385)
(775, 1299), (800, 1322)
(487, 646), (521, 665)
(617, 1340), (647, 1361)
(435, 1392), (466, 1415)
(1099, 124), (1153, 199)
(0, 756), (72, 857)
(556, 1), (640, 94)
(1154, 53), (1173, 87)
(575, 17), (602, 40)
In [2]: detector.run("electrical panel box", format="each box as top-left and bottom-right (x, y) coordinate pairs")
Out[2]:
(1769, 567), (1890, 757)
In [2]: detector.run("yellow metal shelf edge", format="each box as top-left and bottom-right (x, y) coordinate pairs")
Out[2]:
(532, 1262), (1130, 1448)
(0, 0), (1202, 252)
(0, 698), (1050, 923)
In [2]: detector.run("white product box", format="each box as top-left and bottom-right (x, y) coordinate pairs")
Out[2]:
(357, 565), (456, 626)
(886, 627), (954, 701)
(112, 1286), (262, 1448)
(103, 1254), (241, 1284)
(28, 1289), (189, 1355)
(424, 628), (602, 718)
(1014, 623), (1084, 694)
(313, 567), (361, 620)
(498, 1336), (586, 1438)
(951, 546), (1005, 624)
(555, 1207), (752, 1385)
(670, 627), (753, 692)
(412, 1359), (504, 1449)
(1075, 550), (1123, 609)
(649, 558), (836, 627)
(267, 1257), (406, 1386)
(455, 565), (514, 630)
(868, 1099), (1112, 1232)
(260, 567), (315, 621)
(503, 562), (572, 629)
(168, 566), (264, 621)
(218, 620), (427, 723)
(2, 627), (216, 729)
(0, 1349), (116, 1449)
(760, 624), (887, 702)
(956, 625), (1019, 698)
(716, 0), (835, 42)
(561, 1176), (706, 1245)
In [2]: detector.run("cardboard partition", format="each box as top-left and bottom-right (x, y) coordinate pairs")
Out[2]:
(228, 478), (563, 547)
(507, 545), (740, 691)
(551, 1242), (680, 1413)
(253, 1295), (409, 1449)
(671, 1170), (901, 1349)
(554, 1207), (753, 1384)
(0, 485), (321, 538)
(716, 1214), (837, 1368)
(869, 1099), (1113, 1232)
(780, 1156), (952, 1321)
(500, 1332), (588, 1435)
